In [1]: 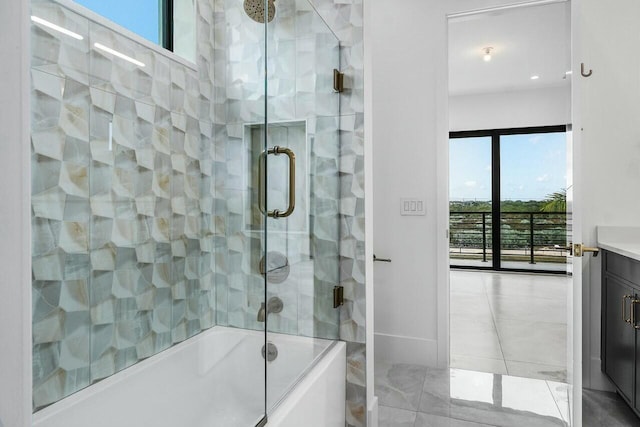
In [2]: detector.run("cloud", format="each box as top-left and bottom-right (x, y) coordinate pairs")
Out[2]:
(536, 174), (550, 182)
(529, 135), (544, 145)
(465, 181), (477, 188)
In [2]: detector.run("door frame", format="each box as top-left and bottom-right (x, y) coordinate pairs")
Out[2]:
(438, 0), (580, 424)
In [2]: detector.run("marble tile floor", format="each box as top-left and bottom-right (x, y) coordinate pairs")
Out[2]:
(450, 270), (570, 382)
(376, 363), (640, 427)
(583, 389), (640, 427)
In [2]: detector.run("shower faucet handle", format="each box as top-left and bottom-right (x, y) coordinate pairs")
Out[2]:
(373, 254), (391, 263)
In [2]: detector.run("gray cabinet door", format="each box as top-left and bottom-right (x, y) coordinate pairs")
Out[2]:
(604, 275), (635, 403)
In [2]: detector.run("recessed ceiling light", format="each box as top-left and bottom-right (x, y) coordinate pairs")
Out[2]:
(531, 75), (540, 80)
(482, 47), (493, 62)
(565, 71), (573, 75)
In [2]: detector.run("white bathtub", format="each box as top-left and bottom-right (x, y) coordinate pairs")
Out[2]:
(32, 327), (346, 427)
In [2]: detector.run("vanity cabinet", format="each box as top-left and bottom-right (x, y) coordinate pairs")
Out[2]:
(602, 250), (640, 414)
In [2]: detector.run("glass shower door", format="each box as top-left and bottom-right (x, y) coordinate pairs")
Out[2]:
(262, 0), (341, 414)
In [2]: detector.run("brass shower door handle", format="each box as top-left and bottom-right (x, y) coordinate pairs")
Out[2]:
(259, 146), (296, 219)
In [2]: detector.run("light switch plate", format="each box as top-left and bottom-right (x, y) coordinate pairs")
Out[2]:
(400, 198), (426, 216)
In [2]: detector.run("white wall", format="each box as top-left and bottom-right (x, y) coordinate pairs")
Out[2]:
(371, 0), (438, 366)
(577, 0), (640, 391)
(0, 0), (31, 426)
(449, 86), (571, 131)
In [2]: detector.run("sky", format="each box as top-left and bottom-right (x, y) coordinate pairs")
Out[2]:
(450, 132), (567, 201)
(75, 0), (160, 44)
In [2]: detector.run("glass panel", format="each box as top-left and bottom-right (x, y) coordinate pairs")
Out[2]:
(31, 0), (268, 425)
(449, 136), (493, 268)
(500, 132), (567, 271)
(264, 0), (341, 414)
(220, 0), (269, 424)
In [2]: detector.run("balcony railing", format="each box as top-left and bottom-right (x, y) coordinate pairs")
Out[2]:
(449, 211), (569, 266)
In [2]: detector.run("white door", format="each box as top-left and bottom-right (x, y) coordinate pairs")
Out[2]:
(571, 0), (640, 425)
(567, 4), (581, 422)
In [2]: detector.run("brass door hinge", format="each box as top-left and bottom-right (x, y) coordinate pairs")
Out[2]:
(333, 69), (344, 93)
(333, 286), (344, 308)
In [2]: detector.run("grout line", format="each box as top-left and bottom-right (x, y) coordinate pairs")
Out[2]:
(545, 380), (569, 425)
(484, 278), (509, 374)
(491, 316), (568, 327)
(414, 366), (429, 414)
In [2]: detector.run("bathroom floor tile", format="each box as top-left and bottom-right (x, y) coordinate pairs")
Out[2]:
(450, 316), (503, 360)
(547, 381), (570, 423)
(450, 292), (493, 321)
(483, 273), (569, 301)
(418, 368), (566, 427)
(375, 363), (640, 427)
(583, 388), (640, 427)
(378, 405), (417, 427)
(488, 294), (567, 324)
(414, 412), (495, 427)
(505, 360), (567, 383)
(450, 271), (569, 380)
(495, 320), (566, 366)
(450, 272), (487, 295)
(450, 355), (507, 376)
(375, 362), (428, 411)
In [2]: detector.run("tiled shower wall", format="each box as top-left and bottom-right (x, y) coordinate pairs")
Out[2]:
(305, 1), (367, 426)
(30, 0), (219, 409)
(30, 0), (363, 417)
(213, 0), (343, 339)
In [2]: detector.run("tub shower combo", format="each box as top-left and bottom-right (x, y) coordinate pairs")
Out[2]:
(30, 0), (346, 425)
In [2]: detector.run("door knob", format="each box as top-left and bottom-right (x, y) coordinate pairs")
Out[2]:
(573, 243), (600, 257)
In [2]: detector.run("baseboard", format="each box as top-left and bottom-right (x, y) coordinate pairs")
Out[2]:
(587, 356), (614, 392)
(367, 395), (378, 427)
(374, 333), (438, 366)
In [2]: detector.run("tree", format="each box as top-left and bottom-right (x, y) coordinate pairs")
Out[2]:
(540, 189), (567, 213)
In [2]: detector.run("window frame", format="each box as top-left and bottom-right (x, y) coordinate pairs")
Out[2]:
(449, 125), (569, 274)
(160, 0), (174, 52)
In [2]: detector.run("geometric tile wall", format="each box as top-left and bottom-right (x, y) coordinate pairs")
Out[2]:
(305, 1), (367, 425)
(30, 0), (217, 410)
(30, 0), (365, 421)
(213, 0), (342, 339)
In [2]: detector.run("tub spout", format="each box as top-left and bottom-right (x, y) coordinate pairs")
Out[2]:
(257, 297), (284, 322)
(257, 302), (266, 322)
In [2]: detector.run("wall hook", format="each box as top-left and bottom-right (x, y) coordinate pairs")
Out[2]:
(581, 63), (593, 78)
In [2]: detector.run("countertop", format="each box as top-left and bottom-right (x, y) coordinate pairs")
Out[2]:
(597, 226), (640, 262)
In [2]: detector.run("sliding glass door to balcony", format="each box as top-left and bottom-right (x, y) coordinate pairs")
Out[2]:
(449, 136), (493, 267)
(449, 127), (568, 273)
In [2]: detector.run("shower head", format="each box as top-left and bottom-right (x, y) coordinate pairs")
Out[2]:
(244, 0), (276, 23)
